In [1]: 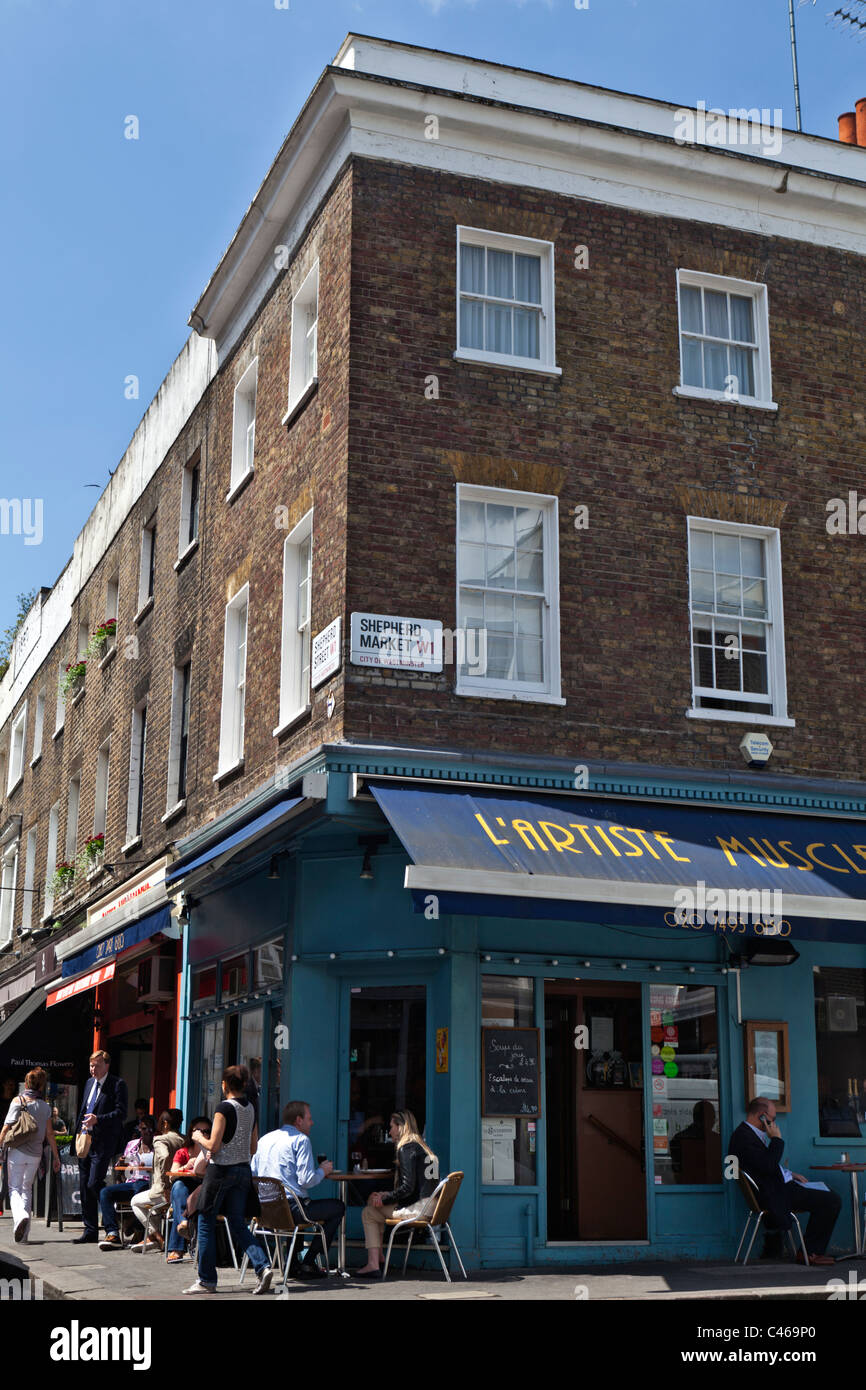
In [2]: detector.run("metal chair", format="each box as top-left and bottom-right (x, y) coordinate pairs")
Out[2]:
(734, 1170), (809, 1266)
(382, 1171), (468, 1284)
(237, 1175), (329, 1288)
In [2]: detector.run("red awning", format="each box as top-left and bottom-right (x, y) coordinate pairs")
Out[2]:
(46, 961), (115, 1008)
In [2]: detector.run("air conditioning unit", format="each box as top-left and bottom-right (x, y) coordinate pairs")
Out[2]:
(137, 956), (176, 1003)
(827, 995), (858, 1033)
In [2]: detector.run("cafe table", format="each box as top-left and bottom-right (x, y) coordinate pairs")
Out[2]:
(325, 1170), (392, 1275)
(810, 1163), (866, 1260)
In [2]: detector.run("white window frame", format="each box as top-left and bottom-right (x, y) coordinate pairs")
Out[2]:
(106, 576), (119, 623)
(455, 483), (563, 705)
(44, 802), (60, 920)
(21, 825), (36, 931)
(0, 841), (18, 948)
(8, 702), (27, 792)
(674, 269), (776, 411)
(286, 263), (319, 416)
(65, 772), (81, 862)
(454, 226), (560, 376)
(77, 621), (89, 659)
(93, 740), (110, 839)
(686, 516), (792, 727)
(275, 511), (313, 733)
(178, 456), (200, 559)
(54, 663), (65, 734)
(31, 688), (45, 764)
(216, 585), (249, 777)
(229, 359), (257, 495)
(167, 660), (192, 809)
(138, 520), (157, 612)
(125, 701), (148, 846)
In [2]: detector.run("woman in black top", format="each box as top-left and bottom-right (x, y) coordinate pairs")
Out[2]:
(357, 1110), (439, 1276)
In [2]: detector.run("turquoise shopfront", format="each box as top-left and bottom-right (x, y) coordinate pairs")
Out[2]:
(168, 747), (866, 1269)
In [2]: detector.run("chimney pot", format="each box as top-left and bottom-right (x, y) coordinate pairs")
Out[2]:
(839, 111), (857, 144)
(856, 97), (866, 147)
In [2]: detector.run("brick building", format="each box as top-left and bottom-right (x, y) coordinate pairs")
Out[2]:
(1, 34), (866, 1266)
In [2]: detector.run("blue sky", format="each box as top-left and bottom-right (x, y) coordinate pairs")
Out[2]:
(0, 0), (862, 638)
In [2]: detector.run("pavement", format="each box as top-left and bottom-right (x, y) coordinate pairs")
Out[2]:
(1, 1213), (864, 1300)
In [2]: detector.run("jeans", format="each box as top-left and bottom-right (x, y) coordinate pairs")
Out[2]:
(196, 1162), (267, 1287)
(99, 1179), (149, 1235)
(167, 1178), (198, 1253)
(7, 1152), (41, 1234)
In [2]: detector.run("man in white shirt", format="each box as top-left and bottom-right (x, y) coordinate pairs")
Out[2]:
(252, 1100), (344, 1278)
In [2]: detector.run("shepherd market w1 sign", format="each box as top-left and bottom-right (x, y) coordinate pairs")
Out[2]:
(351, 613), (443, 672)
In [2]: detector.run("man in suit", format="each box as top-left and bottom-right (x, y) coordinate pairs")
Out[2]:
(728, 1095), (841, 1264)
(73, 1050), (128, 1244)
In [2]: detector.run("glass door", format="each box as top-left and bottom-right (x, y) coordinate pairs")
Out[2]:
(347, 985), (426, 1171)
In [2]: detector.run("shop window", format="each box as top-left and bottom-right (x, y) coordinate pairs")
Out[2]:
(348, 985), (426, 1172)
(482, 976), (536, 1186)
(814, 966), (866, 1137)
(254, 938), (284, 989)
(200, 1017), (225, 1115)
(221, 953), (248, 1002)
(650, 983), (721, 1186)
(192, 965), (217, 1009)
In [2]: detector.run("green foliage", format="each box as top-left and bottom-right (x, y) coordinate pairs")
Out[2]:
(0, 589), (39, 681)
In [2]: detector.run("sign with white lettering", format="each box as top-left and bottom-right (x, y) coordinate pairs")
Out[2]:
(47, 962), (115, 1008)
(311, 617), (341, 688)
(350, 613), (443, 672)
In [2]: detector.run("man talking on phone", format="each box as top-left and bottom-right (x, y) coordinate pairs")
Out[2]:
(728, 1096), (842, 1264)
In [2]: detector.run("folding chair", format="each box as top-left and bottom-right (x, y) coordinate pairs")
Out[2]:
(237, 1175), (329, 1288)
(734, 1170), (809, 1266)
(382, 1171), (468, 1284)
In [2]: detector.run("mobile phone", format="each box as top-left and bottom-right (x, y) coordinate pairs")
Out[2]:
(760, 1113), (772, 1130)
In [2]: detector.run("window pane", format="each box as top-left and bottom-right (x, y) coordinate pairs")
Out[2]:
(349, 985), (427, 1171)
(742, 647), (768, 694)
(740, 536), (765, 577)
(730, 294), (754, 342)
(516, 548), (544, 591)
(714, 533), (740, 573)
(487, 248), (513, 299)
(703, 341), (728, 392)
(650, 984), (721, 1187)
(459, 298), (484, 350)
(516, 637), (543, 682)
(459, 499), (486, 541)
(741, 578), (767, 618)
(693, 641), (714, 688)
(814, 968), (866, 1138)
(486, 546), (514, 587)
(516, 595), (543, 638)
(482, 976), (536, 1186)
(713, 633), (741, 691)
(486, 504), (515, 548)
(513, 308), (540, 359)
(485, 302), (512, 354)
(254, 939), (284, 990)
(729, 345), (755, 398)
(690, 529), (713, 568)
(690, 569), (714, 607)
(460, 243), (485, 294)
(515, 253), (541, 303)
(704, 290), (729, 338)
(486, 633), (515, 681)
(680, 285), (703, 334)
(715, 573), (741, 614)
(516, 507), (543, 549)
(681, 338), (703, 387)
(486, 591), (514, 633)
(459, 541), (485, 585)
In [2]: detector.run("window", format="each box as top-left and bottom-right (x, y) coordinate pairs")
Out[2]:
(276, 513), (312, 730)
(93, 740), (110, 839)
(179, 456), (200, 554)
(44, 802), (59, 918)
(675, 270), (775, 409)
(168, 661), (191, 806)
(687, 518), (789, 723)
(65, 773), (81, 861)
(650, 984), (722, 1186)
(482, 976), (536, 1186)
(54, 664), (65, 734)
(8, 703), (27, 792)
(216, 586), (248, 775)
(287, 263), (318, 414)
(814, 968), (866, 1137)
(456, 484), (562, 703)
(21, 825), (36, 931)
(77, 621), (89, 659)
(456, 227), (558, 374)
(230, 360), (257, 492)
(138, 521), (156, 609)
(32, 689), (45, 763)
(126, 701), (147, 843)
(0, 842), (18, 948)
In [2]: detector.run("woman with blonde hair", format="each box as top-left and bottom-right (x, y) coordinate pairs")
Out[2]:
(0, 1068), (61, 1242)
(357, 1110), (439, 1276)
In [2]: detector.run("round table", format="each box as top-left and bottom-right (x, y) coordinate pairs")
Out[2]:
(810, 1164), (866, 1259)
(326, 1170), (392, 1274)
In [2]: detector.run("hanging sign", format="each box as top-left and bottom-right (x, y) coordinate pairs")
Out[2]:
(311, 617), (341, 688)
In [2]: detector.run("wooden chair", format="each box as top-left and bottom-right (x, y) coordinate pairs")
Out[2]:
(382, 1171), (468, 1284)
(734, 1170), (809, 1266)
(237, 1175), (329, 1288)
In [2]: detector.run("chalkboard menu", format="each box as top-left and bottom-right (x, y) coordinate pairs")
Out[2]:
(482, 1028), (540, 1117)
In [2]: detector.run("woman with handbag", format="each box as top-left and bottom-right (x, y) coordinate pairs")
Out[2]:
(0, 1069), (61, 1242)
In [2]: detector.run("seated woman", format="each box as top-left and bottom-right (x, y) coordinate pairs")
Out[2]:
(98, 1122), (154, 1250)
(165, 1118), (211, 1263)
(129, 1109), (184, 1252)
(357, 1110), (439, 1276)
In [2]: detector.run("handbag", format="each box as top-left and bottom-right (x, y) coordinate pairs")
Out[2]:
(75, 1131), (92, 1159)
(6, 1098), (38, 1150)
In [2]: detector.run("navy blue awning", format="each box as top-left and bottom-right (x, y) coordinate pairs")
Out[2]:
(61, 905), (172, 979)
(369, 784), (866, 942)
(166, 796), (304, 886)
